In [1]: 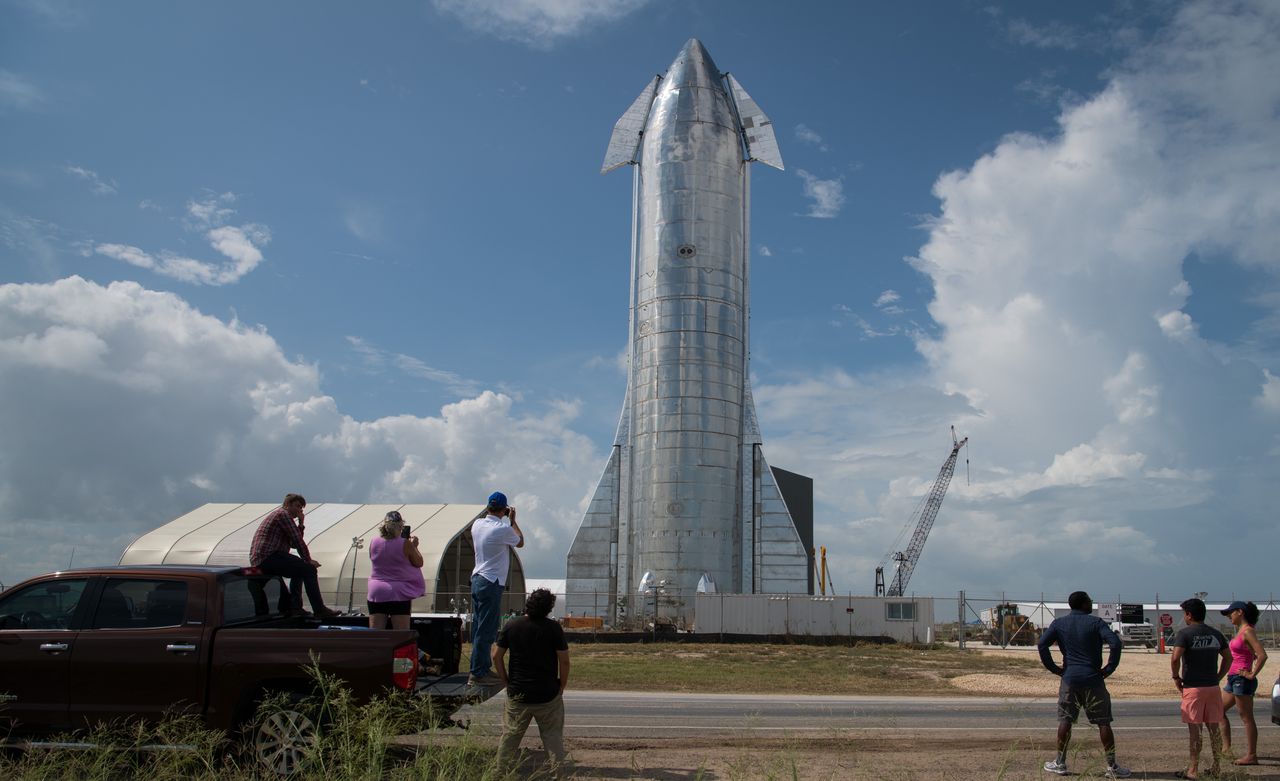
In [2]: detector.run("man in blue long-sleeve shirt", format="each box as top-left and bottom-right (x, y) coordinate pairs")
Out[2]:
(1037, 591), (1130, 778)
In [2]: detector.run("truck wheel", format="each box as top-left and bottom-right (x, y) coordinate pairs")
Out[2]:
(250, 696), (318, 776)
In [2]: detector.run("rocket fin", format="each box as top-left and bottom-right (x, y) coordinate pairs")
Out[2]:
(752, 447), (809, 594)
(724, 74), (784, 171)
(741, 383), (808, 594)
(565, 442), (622, 615)
(601, 75), (661, 174)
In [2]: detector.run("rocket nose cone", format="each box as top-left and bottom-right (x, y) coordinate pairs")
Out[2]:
(663, 37), (722, 91)
(681, 37), (708, 58)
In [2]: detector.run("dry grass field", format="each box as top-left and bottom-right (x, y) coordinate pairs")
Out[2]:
(466, 640), (1222, 697)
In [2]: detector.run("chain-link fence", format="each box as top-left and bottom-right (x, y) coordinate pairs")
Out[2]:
(424, 588), (1280, 649)
(945, 592), (1280, 650)
(434, 589), (701, 632)
(435, 589), (939, 643)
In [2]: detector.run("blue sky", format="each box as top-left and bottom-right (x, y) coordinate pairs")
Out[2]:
(2, 1), (1278, 601)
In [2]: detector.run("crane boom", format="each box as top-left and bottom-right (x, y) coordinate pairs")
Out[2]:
(882, 427), (968, 597)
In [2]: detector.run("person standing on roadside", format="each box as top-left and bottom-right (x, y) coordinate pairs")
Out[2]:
(249, 493), (340, 619)
(494, 588), (570, 776)
(468, 491), (523, 686)
(1219, 600), (1265, 766)
(1037, 591), (1130, 778)
(1171, 597), (1232, 779)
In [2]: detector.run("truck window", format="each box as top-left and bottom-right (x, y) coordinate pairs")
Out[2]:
(0, 579), (89, 630)
(90, 579), (188, 629)
(222, 575), (287, 624)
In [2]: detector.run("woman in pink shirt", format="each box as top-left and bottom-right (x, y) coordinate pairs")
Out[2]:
(366, 511), (426, 630)
(1220, 600), (1268, 766)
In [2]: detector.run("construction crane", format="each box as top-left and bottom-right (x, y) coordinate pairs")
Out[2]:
(875, 426), (969, 597)
(812, 546), (835, 595)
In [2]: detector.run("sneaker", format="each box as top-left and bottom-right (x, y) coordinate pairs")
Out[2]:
(315, 607), (342, 620)
(1043, 759), (1069, 775)
(467, 674), (504, 687)
(1105, 765), (1131, 779)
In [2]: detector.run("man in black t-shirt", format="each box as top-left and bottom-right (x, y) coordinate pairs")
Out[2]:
(494, 588), (570, 774)
(1171, 597), (1232, 779)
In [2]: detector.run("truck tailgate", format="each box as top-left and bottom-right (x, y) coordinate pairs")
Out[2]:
(418, 673), (502, 704)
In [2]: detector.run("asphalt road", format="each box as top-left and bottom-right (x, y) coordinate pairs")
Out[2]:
(462, 691), (1201, 738)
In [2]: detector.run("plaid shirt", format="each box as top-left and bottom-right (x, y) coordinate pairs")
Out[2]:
(249, 506), (311, 565)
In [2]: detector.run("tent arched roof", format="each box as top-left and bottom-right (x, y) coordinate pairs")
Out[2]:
(119, 503), (526, 613)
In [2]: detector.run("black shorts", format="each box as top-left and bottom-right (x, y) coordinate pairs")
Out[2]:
(367, 599), (411, 616)
(1057, 679), (1113, 725)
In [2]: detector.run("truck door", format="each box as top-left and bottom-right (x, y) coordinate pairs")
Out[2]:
(0, 577), (91, 732)
(69, 576), (207, 726)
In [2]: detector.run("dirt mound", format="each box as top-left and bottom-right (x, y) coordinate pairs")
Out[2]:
(951, 647), (1185, 697)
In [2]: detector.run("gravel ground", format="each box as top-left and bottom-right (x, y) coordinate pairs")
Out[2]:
(949, 645), (1255, 698)
(534, 733), (1280, 780)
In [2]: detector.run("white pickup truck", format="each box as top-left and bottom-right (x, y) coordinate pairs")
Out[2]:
(1109, 619), (1156, 648)
(1098, 602), (1156, 648)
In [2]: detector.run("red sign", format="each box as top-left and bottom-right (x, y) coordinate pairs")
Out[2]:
(1160, 613), (1173, 627)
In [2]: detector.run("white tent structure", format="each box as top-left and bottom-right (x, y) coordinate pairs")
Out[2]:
(120, 503), (526, 614)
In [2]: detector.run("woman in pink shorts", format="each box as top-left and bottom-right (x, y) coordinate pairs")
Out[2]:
(1219, 601), (1268, 765)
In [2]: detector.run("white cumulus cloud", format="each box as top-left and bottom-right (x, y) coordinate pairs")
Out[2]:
(1156, 310), (1196, 340)
(794, 123), (828, 151)
(758, 1), (1280, 596)
(796, 170), (845, 219)
(0, 69), (44, 110)
(95, 192), (270, 285)
(0, 277), (602, 583)
(64, 165), (117, 195)
(346, 336), (483, 397)
(431, 0), (652, 49)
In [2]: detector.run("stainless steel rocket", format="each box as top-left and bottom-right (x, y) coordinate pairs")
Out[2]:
(566, 39), (809, 618)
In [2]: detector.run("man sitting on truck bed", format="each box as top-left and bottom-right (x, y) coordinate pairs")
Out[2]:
(250, 493), (340, 619)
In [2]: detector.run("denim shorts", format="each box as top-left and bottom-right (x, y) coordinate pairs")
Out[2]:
(1224, 673), (1258, 697)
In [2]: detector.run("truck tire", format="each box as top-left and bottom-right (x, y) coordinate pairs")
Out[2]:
(248, 692), (319, 777)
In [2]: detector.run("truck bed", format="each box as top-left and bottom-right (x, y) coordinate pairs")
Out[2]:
(420, 673), (503, 701)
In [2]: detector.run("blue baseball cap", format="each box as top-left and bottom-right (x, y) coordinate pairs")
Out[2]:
(487, 491), (508, 509)
(1220, 600), (1248, 616)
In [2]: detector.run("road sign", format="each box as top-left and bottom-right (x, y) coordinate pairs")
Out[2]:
(1160, 613), (1173, 627)
(1098, 603), (1118, 622)
(1119, 603), (1145, 623)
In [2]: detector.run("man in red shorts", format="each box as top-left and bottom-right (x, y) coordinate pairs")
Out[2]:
(1171, 597), (1232, 779)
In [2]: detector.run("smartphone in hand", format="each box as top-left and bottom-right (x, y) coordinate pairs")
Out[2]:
(401, 524), (411, 539)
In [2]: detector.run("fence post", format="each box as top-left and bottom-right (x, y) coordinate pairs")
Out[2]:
(958, 590), (965, 649)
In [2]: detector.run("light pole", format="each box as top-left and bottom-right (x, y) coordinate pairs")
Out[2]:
(346, 536), (364, 613)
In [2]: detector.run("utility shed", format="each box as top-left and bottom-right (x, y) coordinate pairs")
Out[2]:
(119, 503), (525, 614)
(694, 594), (937, 643)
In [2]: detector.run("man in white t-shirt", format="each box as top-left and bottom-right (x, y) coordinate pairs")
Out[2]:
(468, 491), (524, 686)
